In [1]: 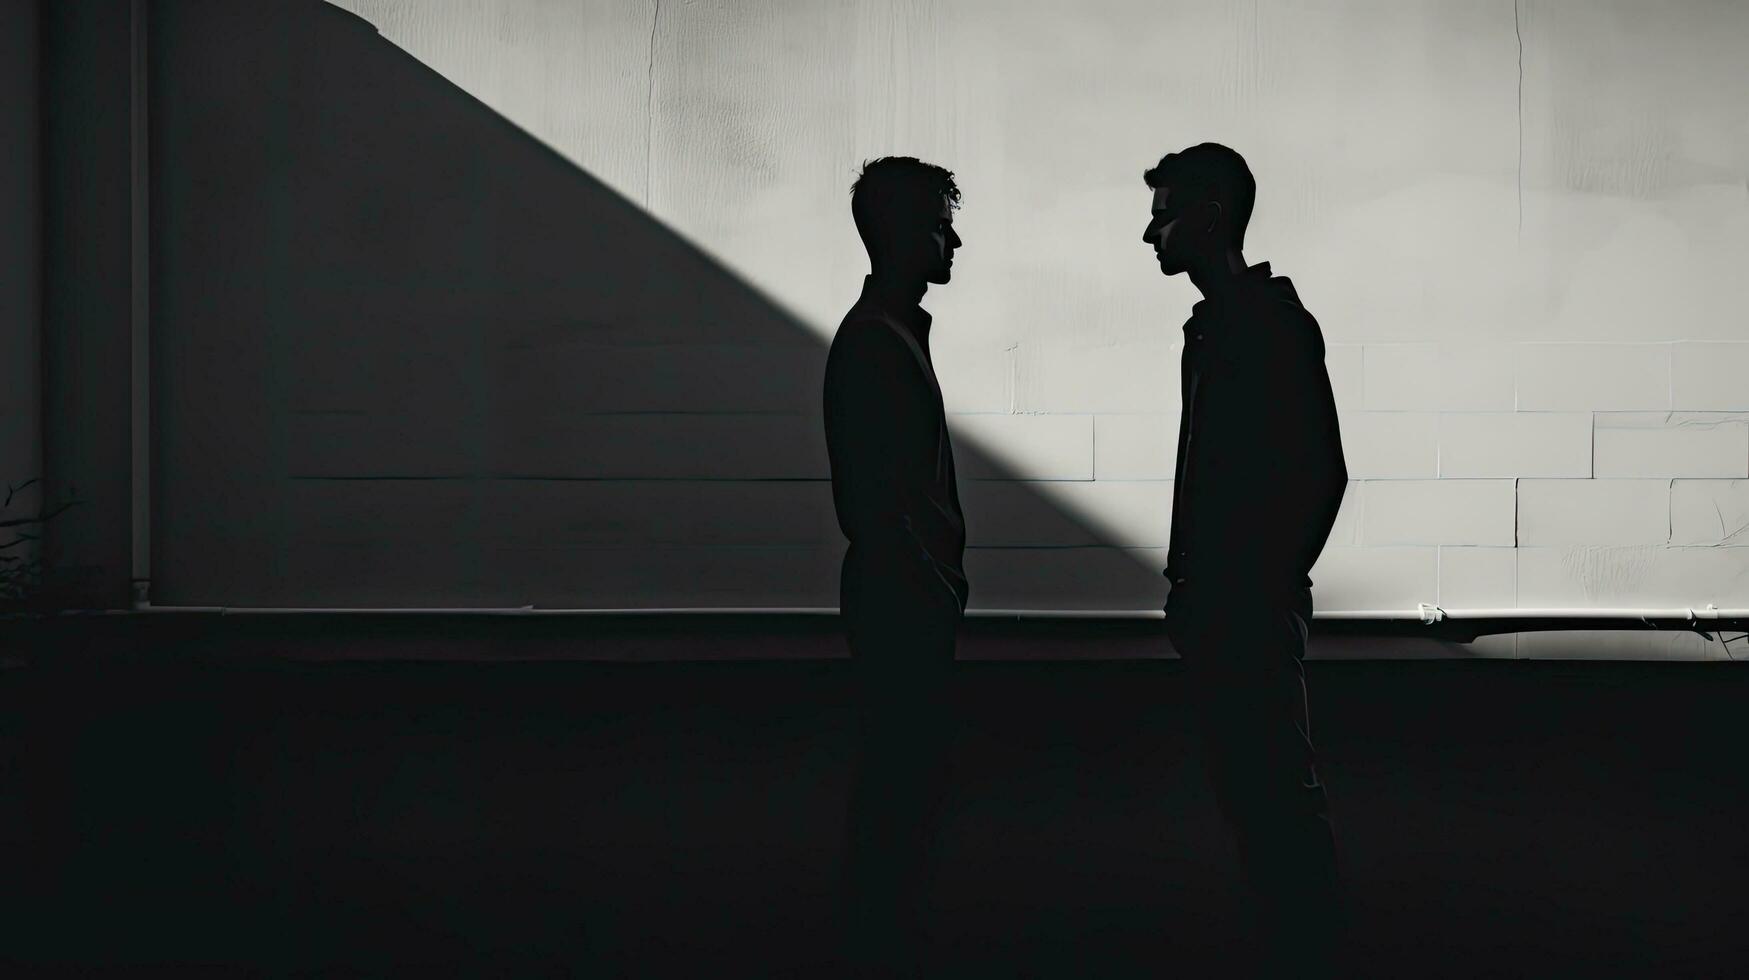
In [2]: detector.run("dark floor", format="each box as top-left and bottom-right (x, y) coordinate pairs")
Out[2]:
(3, 639), (1746, 977)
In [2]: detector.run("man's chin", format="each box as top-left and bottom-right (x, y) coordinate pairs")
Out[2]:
(928, 268), (952, 285)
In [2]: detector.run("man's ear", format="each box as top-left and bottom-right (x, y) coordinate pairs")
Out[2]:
(1203, 201), (1223, 236)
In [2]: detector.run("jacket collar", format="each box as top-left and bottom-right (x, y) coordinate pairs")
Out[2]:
(1184, 262), (1276, 359)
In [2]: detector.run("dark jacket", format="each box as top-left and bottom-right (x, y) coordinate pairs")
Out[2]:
(1165, 263), (1347, 613)
(823, 278), (969, 617)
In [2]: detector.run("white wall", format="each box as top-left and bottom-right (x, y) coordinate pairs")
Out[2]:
(152, 0), (1749, 648)
(328, 0), (1749, 616)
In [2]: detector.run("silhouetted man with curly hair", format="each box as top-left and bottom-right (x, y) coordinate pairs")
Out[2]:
(824, 155), (967, 977)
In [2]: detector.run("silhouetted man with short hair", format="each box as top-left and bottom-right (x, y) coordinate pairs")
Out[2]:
(1141, 143), (1349, 975)
(824, 155), (967, 977)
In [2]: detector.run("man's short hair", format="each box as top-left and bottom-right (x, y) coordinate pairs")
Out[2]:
(851, 156), (961, 254)
(1143, 143), (1255, 248)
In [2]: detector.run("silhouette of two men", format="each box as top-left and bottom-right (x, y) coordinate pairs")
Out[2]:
(823, 146), (1348, 977)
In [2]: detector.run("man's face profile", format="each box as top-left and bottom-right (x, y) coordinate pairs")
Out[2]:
(1143, 185), (1189, 276)
(926, 196), (960, 285)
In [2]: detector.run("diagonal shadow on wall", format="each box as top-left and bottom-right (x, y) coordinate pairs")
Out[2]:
(148, 0), (1165, 611)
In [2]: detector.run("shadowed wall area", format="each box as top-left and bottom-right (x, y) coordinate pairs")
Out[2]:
(150, 0), (1163, 611)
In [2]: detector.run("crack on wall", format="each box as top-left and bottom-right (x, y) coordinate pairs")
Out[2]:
(1514, 0), (1523, 239)
(1089, 411), (1100, 481)
(1595, 412), (1749, 431)
(1672, 412), (1749, 429)
(1709, 500), (1749, 545)
(1513, 477), (1520, 548)
(1005, 343), (1019, 415)
(1588, 411), (1595, 477)
(644, 0), (660, 208)
(1667, 478), (1675, 544)
(1434, 543), (1442, 606)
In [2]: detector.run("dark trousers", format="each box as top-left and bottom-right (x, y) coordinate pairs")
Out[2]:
(1166, 599), (1344, 976)
(839, 586), (960, 978)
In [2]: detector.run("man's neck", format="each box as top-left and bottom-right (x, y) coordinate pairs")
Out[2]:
(868, 269), (927, 307)
(1188, 249), (1252, 306)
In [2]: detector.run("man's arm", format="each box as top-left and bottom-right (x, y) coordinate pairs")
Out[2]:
(824, 324), (941, 579)
(1223, 309), (1347, 585)
(1278, 312), (1348, 577)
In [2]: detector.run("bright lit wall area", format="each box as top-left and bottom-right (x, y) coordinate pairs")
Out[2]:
(147, 0), (1747, 652)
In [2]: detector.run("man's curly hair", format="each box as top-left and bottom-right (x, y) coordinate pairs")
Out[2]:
(851, 156), (960, 255)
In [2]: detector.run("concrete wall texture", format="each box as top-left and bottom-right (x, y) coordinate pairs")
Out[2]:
(147, 0), (1749, 647)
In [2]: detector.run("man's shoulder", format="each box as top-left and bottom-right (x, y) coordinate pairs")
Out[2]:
(1246, 275), (1324, 353)
(831, 308), (907, 358)
(837, 300), (896, 331)
(825, 309), (927, 397)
